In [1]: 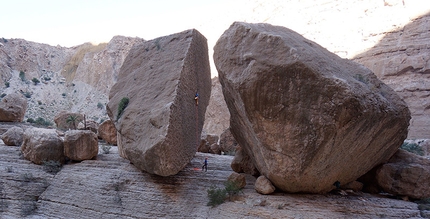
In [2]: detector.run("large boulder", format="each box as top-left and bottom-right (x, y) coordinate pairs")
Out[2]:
(231, 146), (260, 176)
(106, 29), (211, 176)
(54, 111), (84, 130)
(78, 119), (99, 134)
(219, 128), (239, 155)
(0, 93), (27, 122)
(21, 128), (65, 164)
(198, 134), (219, 154)
(64, 130), (98, 161)
(376, 149), (430, 199)
(98, 120), (117, 145)
(1, 126), (24, 146)
(214, 22), (411, 193)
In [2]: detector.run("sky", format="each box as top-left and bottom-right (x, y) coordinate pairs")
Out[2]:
(1, 0), (234, 47)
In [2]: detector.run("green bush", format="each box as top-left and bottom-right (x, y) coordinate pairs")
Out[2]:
(62, 93), (66, 97)
(224, 181), (242, 198)
(35, 117), (53, 126)
(97, 102), (104, 110)
(117, 97), (129, 119)
(0, 93), (6, 98)
(4, 82), (9, 88)
(19, 71), (26, 81)
(42, 160), (62, 174)
(31, 78), (40, 85)
(207, 186), (227, 207)
(27, 118), (35, 123)
(401, 142), (424, 156)
(207, 181), (243, 207)
(22, 92), (31, 98)
(43, 77), (51, 81)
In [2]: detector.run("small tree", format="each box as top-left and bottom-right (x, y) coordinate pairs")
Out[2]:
(19, 71), (26, 81)
(31, 78), (40, 85)
(66, 115), (78, 129)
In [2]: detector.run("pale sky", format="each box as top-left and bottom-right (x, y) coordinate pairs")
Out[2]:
(1, 0), (236, 47)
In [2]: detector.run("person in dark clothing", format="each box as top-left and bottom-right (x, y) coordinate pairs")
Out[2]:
(194, 93), (199, 106)
(202, 157), (208, 172)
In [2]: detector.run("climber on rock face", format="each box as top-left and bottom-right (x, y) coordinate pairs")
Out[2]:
(194, 92), (199, 106)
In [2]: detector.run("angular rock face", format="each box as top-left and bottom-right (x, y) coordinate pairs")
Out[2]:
(107, 29), (211, 176)
(1, 126), (24, 146)
(21, 128), (64, 164)
(376, 149), (430, 199)
(198, 134), (219, 154)
(54, 111), (84, 130)
(98, 120), (117, 145)
(214, 22), (411, 193)
(219, 128), (238, 154)
(0, 93), (27, 122)
(64, 130), (98, 161)
(231, 146), (259, 176)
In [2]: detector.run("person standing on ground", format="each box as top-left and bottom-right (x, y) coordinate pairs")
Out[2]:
(202, 157), (208, 172)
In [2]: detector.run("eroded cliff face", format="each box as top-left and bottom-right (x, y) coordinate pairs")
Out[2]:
(0, 36), (144, 125)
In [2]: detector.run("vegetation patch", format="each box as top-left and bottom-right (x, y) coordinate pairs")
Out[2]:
(117, 97), (129, 120)
(207, 181), (243, 207)
(19, 71), (26, 81)
(31, 78), (40, 85)
(401, 142), (424, 156)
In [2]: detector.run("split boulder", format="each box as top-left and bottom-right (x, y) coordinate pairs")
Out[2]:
(21, 128), (65, 164)
(107, 29), (211, 176)
(64, 130), (98, 161)
(0, 93), (27, 122)
(214, 22), (411, 193)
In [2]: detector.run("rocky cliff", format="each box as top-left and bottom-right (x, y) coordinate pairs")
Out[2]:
(0, 36), (144, 125)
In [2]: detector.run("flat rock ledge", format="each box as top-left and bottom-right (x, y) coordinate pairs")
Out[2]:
(0, 141), (427, 218)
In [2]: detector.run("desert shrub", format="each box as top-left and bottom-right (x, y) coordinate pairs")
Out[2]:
(31, 78), (40, 85)
(43, 76), (51, 81)
(117, 97), (129, 119)
(102, 145), (112, 154)
(42, 160), (62, 174)
(66, 115), (78, 129)
(19, 71), (26, 81)
(22, 91), (31, 98)
(27, 118), (35, 123)
(353, 74), (368, 84)
(38, 100), (42, 105)
(207, 185), (227, 207)
(0, 93), (6, 98)
(4, 82), (9, 87)
(224, 181), (242, 198)
(62, 93), (66, 97)
(401, 142), (424, 156)
(97, 102), (104, 110)
(35, 117), (53, 126)
(207, 181), (243, 207)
